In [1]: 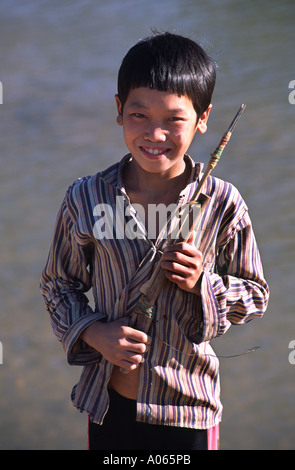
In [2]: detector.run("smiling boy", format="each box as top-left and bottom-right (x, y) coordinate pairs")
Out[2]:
(40, 32), (269, 450)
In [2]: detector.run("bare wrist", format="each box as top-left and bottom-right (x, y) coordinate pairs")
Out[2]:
(81, 321), (105, 350)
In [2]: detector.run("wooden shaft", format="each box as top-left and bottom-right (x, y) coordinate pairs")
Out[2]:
(135, 104), (246, 318)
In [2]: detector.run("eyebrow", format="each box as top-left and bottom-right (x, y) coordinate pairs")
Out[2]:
(128, 101), (187, 114)
(128, 101), (149, 109)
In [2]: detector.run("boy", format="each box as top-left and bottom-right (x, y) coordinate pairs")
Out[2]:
(40, 32), (269, 450)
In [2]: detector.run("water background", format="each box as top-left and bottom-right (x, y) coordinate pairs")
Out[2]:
(0, 0), (294, 450)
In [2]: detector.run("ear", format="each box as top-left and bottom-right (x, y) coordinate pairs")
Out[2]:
(197, 104), (212, 134)
(115, 94), (123, 126)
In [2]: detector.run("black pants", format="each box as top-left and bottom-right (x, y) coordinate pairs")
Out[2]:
(88, 388), (208, 451)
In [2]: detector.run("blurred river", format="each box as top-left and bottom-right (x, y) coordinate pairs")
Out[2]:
(0, 0), (294, 449)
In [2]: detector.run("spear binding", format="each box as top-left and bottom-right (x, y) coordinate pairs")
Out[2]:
(127, 104), (247, 337)
(177, 103), (247, 243)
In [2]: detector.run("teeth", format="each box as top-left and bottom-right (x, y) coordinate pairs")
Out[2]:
(144, 148), (164, 155)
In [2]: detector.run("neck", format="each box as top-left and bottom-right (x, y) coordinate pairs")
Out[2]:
(124, 158), (190, 203)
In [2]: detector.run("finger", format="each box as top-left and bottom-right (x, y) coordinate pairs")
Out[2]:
(119, 351), (146, 371)
(164, 241), (197, 257)
(111, 344), (145, 368)
(124, 351), (144, 364)
(186, 231), (196, 245)
(163, 262), (194, 280)
(162, 252), (199, 271)
(119, 360), (142, 372)
(163, 267), (200, 292)
(126, 340), (149, 355)
(114, 316), (151, 345)
(118, 332), (150, 355)
(125, 327), (151, 346)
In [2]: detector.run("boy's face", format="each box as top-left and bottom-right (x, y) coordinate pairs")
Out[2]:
(115, 87), (211, 176)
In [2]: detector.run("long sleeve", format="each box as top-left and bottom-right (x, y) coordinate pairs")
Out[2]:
(40, 194), (106, 365)
(199, 208), (269, 342)
(39, 158), (270, 429)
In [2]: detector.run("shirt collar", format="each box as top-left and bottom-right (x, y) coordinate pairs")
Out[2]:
(115, 153), (204, 195)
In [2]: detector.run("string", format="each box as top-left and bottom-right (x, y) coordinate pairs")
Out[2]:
(204, 346), (260, 359)
(158, 334), (260, 359)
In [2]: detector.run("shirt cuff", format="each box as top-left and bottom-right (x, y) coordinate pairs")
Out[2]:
(199, 271), (231, 342)
(62, 310), (107, 365)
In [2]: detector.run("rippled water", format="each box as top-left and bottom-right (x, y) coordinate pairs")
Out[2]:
(0, 0), (294, 449)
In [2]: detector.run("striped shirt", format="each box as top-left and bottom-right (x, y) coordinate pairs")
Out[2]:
(40, 154), (269, 430)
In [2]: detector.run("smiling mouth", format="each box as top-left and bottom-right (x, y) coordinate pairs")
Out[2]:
(141, 146), (169, 156)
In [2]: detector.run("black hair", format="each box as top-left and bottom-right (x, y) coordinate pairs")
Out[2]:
(117, 31), (216, 119)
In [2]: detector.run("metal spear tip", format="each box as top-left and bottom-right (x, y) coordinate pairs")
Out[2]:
(228, 104), (246, 133)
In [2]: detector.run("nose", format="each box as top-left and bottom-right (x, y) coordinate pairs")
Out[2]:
(144, 122), (167, 142)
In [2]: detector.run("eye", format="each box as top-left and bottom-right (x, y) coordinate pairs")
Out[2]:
(131, 113), (146, 119)
(169, 116), (185, 122)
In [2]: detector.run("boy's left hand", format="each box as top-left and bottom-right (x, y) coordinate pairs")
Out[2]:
(161, 235), (203, 295)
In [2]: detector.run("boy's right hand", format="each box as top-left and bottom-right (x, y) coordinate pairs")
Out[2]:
(81, 317), (151, 371)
